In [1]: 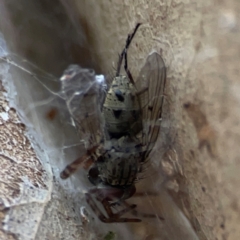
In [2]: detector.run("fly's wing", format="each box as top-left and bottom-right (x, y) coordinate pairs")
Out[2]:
(135, 52), (166, 155)
(60, 65), (106, 148)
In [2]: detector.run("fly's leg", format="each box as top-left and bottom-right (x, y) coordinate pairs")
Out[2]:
(60, 145), (99, 179)
(116, 23), (142, 80)
(86, 188), (141, 223)
(123, 23), (141, 84)
(123, 45), (134, 84)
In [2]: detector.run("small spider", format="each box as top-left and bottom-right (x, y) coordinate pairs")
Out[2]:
(59, 23), (167, 223)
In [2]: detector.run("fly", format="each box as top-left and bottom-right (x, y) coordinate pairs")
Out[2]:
(59, 23), (167, 223)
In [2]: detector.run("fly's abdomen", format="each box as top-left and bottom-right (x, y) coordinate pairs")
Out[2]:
(103, 76), (141, 137)
(98, 151), (141, 186)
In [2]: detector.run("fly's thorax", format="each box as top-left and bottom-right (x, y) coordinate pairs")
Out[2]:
(103, 75), (142, 137)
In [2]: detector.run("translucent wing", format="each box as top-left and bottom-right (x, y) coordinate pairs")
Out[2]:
(135, 52), (166, 153)
(60, 65), (107, 148)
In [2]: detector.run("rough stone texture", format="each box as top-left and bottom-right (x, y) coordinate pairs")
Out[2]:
(0, 0), (239, 239)
(0, 81), (50, 240)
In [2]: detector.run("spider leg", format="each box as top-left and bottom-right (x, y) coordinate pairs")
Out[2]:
(86, 188), (141, 223)
(122, 201), (165, 221)
(60, 145), (99, 179)
(101, 199), (140, 223)
(128, 191), (165, 220)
